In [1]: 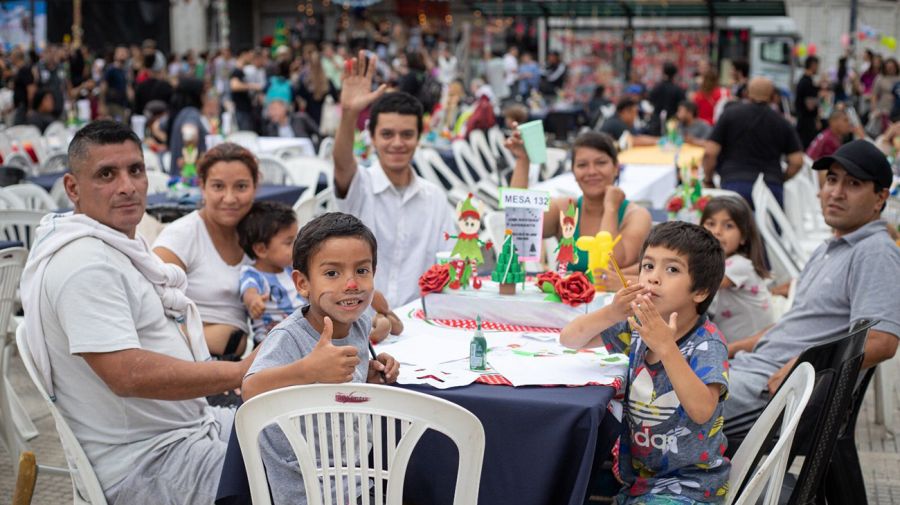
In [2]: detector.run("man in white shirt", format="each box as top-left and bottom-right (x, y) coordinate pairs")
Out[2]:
(333, 51), (456, 308)
(503, 46), (520, 88)
(20, 121), (252, 504)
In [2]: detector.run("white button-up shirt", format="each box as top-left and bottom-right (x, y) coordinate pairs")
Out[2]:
(337, 161), (456, 308)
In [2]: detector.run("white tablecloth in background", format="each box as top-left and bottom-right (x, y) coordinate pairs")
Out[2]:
(533, 164), (677, 209)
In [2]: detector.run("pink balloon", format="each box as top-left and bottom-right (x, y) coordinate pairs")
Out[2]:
(808, 43), (817, 55)
(841, 33), (851, 48)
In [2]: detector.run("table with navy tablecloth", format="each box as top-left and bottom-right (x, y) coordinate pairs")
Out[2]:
(214, 382), (619, 505)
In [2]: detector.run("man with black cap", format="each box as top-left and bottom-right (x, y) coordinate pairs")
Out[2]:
(723, 139), (900, 440)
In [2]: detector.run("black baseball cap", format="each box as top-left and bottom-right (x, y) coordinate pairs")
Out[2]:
(811, 139), (892, 189)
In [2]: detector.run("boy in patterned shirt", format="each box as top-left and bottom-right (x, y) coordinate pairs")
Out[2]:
(562, 221), (730, 504)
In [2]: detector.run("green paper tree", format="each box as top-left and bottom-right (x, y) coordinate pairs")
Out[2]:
(491, 230), (526, 285)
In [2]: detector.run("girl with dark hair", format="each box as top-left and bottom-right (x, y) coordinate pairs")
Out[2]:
(508, 130), (653, 274)
(701, 196), (775, 343)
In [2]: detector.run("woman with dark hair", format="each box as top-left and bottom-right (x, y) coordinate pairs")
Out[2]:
(166, 77), (207, 173)
(154, 143), (260, 359)
(507, 129), (652, 273)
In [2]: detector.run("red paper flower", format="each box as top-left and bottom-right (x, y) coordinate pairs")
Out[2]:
(418, 264), (450, 295)
(666, 195), (684, 213)
(694, 195), (711, 212)
(555, 272), (596, 307)
(535, 271), (561, 292)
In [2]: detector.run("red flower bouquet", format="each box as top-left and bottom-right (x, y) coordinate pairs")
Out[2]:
(554, 272), (596, 306)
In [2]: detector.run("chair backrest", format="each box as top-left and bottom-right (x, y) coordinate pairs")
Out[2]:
(226, 131), (260, 152)
(146, 171), (170, 195)
(5, 125), (42, 144)
(15, 325), (109, 504)
(293, 190), (318, 228)
(0, 209), (46, 249)
(235, 383), (485, 505)
(467, 129), (499, 178)
(485, 127), (515, 177)
(44, 121), (67, 141)
(544, 147), (568, 180)
(727, 362), (815, 505)
(36, 152), (68, 176)
(282, 156), (331, 190)
(783, 319), (876, 504)
(0, 247), (25, 344)
(4, 152), (36, 174)
(257, 155), (289, 185)
(4, 183), (56, 211)
(751, 176), (801, 282)
(142, 147), (163, 173)
(482, 210), (506, 260)
(450, 139), (485, 189)
(0, 188), (26, 209)
(752, 175), (809, 267)
(413, 147), (470, 203)
(317, 137), (335, 160)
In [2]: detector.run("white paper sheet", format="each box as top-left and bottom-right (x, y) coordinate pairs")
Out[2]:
(397, 363), (481, 389)
(486, 341), (628, 387)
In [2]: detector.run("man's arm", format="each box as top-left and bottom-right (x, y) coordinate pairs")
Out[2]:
(333, 51), (386, 197)
(727, 324), (771, 358)
(702, 140), (722, 187)
(80, 349), (249, 400)
(862, 330), (899, 369)
(783, 151), (804, 181)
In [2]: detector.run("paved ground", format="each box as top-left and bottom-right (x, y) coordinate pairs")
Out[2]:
(1, 354), (899, 504)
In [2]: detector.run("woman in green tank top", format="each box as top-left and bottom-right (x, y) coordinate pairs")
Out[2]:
(508, 130), (652, 276)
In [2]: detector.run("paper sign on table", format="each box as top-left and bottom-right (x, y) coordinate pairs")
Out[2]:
(498, 187), (551, 262)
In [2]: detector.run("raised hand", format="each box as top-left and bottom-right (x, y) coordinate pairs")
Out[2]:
(504, 121), (529, 161)
(628, 294), (678, 358)
(603, 186), (626, 212)
(306, 317), (360, 383)
(608, 283), (648, 320)
(340, 50), (387, 115)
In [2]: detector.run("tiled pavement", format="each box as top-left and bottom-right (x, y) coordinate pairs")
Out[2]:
(1, 355), (899, 504)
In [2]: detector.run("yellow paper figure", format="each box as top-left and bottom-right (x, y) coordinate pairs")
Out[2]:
(576, 232), (622, 286)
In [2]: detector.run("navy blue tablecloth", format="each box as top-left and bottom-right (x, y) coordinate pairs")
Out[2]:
(26, 171), (67, 191)
(215, 383), (618, 505)
(0, 240), (24, 250)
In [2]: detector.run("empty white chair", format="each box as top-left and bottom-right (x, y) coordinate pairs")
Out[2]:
(37, 152), (68, 175)
(293, 190), (318, 228)
(486, 126), (515, 180)
(50, 177), (73, 209)
(0, 188), (25, 209)
(16, 325), (108, 504)
(282, 156), (330, 191)
(0, 209), (45, 249)
(482, 210), (506, 260)
(4, 151), (36, 174)
(257, 155), (290, 185)
(468, 129), (502, 187)
(413, 147), (470, 206)
(317, 137), (335, 160)
(44, 121), (67, 141)
(4, 183), (56, 211)
(235, 383), (485, 505)
(146, 171), (170, 195)
(5, 125), (42, 145)
(451, 139), (498, 208)
(227, 131), (260, 152)
(752, 175), (817, 275)
(0, 248), (38, 474)
(726, 362), (815, 505)
(142, 147), (164, 173)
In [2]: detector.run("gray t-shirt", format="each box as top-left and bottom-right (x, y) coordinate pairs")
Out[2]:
(245, 308), (372, 505)
(602, 317), (730, 502)
(681, 120), (713, 140)
(732, 220), (900, 380)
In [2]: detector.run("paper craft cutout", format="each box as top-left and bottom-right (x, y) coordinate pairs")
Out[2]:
(556, 199), (579, 275)
(491, 229), (526, 295)
(444, 194), (492, 289)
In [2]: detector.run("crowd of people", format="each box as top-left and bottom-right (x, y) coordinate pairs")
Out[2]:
(9, 27), (900, 505)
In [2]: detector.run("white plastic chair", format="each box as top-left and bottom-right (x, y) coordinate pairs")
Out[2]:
(413, 147), (470, 206)
(227, 131), (260, 152)
(5, 125), (42, 145)
(0, 248), (38, 473)
(282, 156), (330, 191)
(752, 175), (815, 276)
(727, 362), (815, 505)
(4, 183), (56, 211)
(0, 209), (46, 249)
(544, 147), (568, 180)
(146, 171), (170, 195)
(0, 188), (25, 209)
(482, 210), (506, 260)
(49, 177), (73, 209)
(486, 127), (515, 181)
(468, 130), (502, 187)
(37, 152), (68, 175)
(235, 383), (485, 505)
(4, 151), (36, 174)
(142, 147), (163, 173)
(317, 137), (335, 160)
(451, 139), (498, 208)
(44, 121), (67, 141)
(293, 190), (318, 228)
(16, 325), (108, 504)
(257, 155), (290, 185)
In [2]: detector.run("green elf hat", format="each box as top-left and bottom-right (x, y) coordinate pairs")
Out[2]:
(562, 199), (577, 226)
(459, 193), (480, 220)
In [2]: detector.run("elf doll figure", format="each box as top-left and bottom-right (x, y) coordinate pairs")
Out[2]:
(444, 194), (492, 289)
(556, 199), (579, 275)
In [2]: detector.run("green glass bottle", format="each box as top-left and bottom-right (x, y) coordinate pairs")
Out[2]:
(469, 315), (487, 371)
